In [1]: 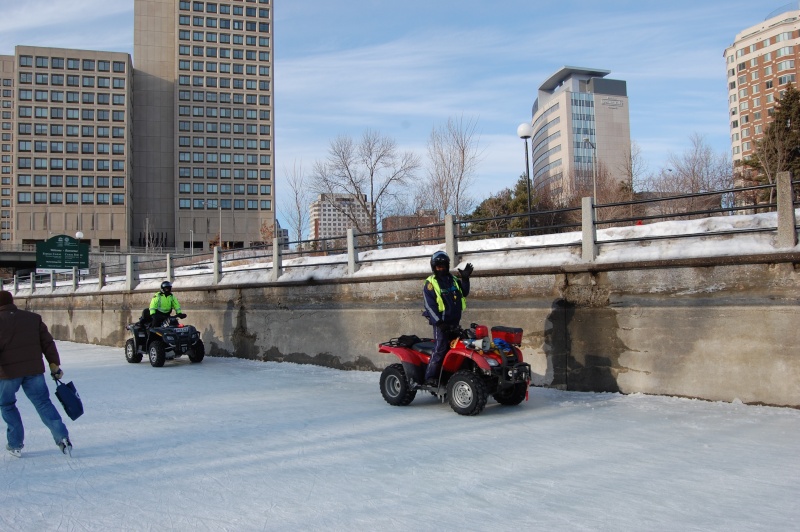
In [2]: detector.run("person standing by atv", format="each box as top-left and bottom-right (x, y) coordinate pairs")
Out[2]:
(0, 290), (72, 457)
(149, 281), (182, 327)
(422, 251), (473, 386)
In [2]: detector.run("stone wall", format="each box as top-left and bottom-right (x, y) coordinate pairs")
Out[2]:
(12, 253), (800, 408)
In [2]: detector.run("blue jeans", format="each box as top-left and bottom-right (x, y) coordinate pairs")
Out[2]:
(0, 374), (69, 449)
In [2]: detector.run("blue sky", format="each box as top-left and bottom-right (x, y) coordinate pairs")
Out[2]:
(0, 0), (781, 219)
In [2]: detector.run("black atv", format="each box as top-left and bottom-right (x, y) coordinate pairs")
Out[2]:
(125, 309), (205, 367)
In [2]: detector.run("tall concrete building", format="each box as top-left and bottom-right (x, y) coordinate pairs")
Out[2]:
(309, 194), (372, 242)
(527, 66), (631, 202)
(2, 46), (133, 249)
(725, 4), (800, 165)
(134, 0), (274, 251)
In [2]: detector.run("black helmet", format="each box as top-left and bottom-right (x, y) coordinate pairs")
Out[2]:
(161, 281), (173, 293)
(430, 251), (450, 273)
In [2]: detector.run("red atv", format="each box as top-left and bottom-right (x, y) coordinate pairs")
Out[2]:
(378, 323), (531, 416)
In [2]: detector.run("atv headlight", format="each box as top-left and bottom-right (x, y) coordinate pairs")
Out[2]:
(486, 358), (499, 367)
(164, 335), (175, 342)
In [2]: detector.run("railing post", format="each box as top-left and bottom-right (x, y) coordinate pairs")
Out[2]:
(776, 171), (797, 248)
(98, 263), (106, 289)
(51, 271), (56, 290)
(445, 214), (458, 264)
(213, 246), (221, 285)
(125, 254), (136, 291)
(13, 274), (18, 293)
(166, 253), (174, 282)
(582, 196), (598, 262)
(347, 229), (359, 274)
(271, 237), (282, 281)
(30, 272), (35, 293)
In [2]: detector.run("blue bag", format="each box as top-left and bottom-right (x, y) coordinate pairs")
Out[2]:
(54, 379), (84, 421)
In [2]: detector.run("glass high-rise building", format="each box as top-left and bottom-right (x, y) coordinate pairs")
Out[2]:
(134, 0), (274, 251)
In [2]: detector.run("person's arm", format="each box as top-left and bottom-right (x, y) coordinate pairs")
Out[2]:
(423, 283), (443, 324)
(39, 319), (61, 367)
(172, 295), (182, 314)
(149, 293), (159, 315)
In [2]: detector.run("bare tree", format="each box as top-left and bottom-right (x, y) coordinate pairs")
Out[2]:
(279, 160), (311, 244)
(426, 116), (482, 219)
(311, 129), (420, 234)
(640, 133), (733, 218)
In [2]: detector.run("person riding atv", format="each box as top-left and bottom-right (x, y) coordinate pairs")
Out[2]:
(149, 281), (182, 327)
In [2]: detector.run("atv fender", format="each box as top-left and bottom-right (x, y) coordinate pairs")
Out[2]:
(442, 347), (493, 374)
(379, 344), (427, 386)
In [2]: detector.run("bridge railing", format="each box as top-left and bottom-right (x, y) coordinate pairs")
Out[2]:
(2, 173), (797, 294)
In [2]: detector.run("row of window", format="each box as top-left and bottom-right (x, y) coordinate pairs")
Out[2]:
(179, 61), (270, 76)
(18, 141), (125, 154)
(18, 158), (126, 171)
(180, 45), (269, 61)
(178, 153), (270, 164)
(177, 106), (267, 119)
(178, 168), (271, 179)
(178, 19), (269, 33)
(19, 73), (126, 89)
(18, 107), (125, 121)
(181, 1), (270, 14)
(178, 198), (271, 210)
(179, 183), (270, 194)
(177, 75), (269, 90)
(178, 30), (270, 46)
(18, 175), (125, 187)
(19, 90), (126, 105)
(179, 137), (270, 149)
(18, 56), (126, 72)
(177, 121), (268, 135)
(730, 31), (795, 61)
(17, 123), (126, 138)
(178, 91), (269, 105)
(17, 192), (125, 205)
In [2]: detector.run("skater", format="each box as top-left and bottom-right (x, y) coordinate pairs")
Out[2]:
(0, 290), (71, 457)
(149, 281), (182, 327)
(422, 251), (472, 386)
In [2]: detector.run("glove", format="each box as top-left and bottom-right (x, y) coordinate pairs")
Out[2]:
(177, 313), (187, 319)
(435, 321), (449, 330)
(458, 263), (474, 279)
(49, 363), (63, 380)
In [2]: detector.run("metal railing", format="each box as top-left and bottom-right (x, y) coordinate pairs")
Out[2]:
(3, 173), (797, 293)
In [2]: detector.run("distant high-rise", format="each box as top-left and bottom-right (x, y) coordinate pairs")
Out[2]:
(1, 46), (133, 248)
(527, 66), (631, 202)
(309, 194), (372, 243)
(724, 4), (800, 165)
(134, 0), (274, 251)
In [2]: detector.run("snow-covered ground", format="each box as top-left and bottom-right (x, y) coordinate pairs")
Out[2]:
(2, 342), (798, 531)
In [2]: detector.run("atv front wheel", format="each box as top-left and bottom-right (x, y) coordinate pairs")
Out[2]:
(188, 340), (205, 363)
(125, 339), (142, 363)
(148, 340), (166, 367)
(447, 370), (488, 416)
(380, 363), (417, 406)
(493, 382), (527, 406)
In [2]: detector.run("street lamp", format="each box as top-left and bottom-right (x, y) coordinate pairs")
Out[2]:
(583, 137), (597, 201)
(517, 122), (533, 230)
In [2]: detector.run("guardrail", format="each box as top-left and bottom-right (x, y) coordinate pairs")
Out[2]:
(2, 172), (797, 294)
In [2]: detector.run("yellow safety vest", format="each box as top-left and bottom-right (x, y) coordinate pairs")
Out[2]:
(426, 274), (466, 312)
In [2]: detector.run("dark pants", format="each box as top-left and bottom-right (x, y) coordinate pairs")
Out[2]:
(424, 324), (456, 382)
(151, 311), (171, 327)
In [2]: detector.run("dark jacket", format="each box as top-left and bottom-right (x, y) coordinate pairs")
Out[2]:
(423, 272), (470, 326)
(0, 303), (60, 379)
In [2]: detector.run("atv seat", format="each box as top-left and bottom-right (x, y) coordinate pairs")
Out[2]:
(413, 341), (435, 356)
(139, 308), (153, 327)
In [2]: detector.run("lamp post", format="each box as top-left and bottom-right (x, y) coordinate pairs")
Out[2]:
(517, 122), (533, 230)
(583, 137), (597, 201)
(204, 200), (222, 250)
(189, 228), (194, 255)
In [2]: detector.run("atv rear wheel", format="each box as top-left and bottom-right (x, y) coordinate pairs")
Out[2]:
(188, 340), (205, 363)
(493, 382), (527, 406)
(380, 363), (417, 406)
(125, 339), (142, 363)
(447, 370), (488, 416)
(148, 340), (166, 367)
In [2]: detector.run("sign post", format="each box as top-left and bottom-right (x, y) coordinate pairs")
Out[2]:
(36, 235), (89, 274)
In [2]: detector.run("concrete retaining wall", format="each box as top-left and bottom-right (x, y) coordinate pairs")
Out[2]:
(12, 253), (800, 408)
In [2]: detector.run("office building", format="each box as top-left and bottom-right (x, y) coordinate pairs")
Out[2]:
(2, 46), (132, 249)
(309, 194), (372, 243)
(134, 0), (274, 251)
(381, 210), (443, 248)
(527, 66), (631, 202)
(725, 4), (800, 165)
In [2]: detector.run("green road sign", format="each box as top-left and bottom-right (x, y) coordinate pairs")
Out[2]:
(36, 235), (89, 274)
